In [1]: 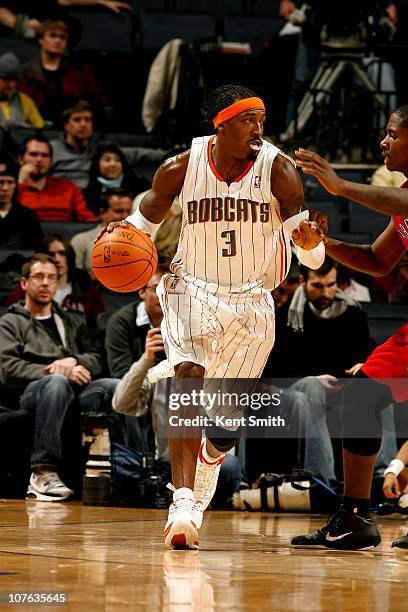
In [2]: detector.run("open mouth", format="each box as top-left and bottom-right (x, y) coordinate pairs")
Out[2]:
(249, 140), (262, 152)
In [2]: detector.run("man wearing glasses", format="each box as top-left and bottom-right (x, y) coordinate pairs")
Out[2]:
(0, 253), (117, 501)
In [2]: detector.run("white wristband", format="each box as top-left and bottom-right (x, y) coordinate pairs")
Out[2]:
(282, 209), (309, 235)
(296, 241), (325, 270)
(384, 458), (405, 477)
(125, 208), (162, 239)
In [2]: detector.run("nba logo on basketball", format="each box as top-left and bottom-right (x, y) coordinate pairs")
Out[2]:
(103, 245), (111, 263)
(254, 176), (261, 188)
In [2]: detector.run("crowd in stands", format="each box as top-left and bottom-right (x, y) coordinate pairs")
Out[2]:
(0, 1), (407, 513)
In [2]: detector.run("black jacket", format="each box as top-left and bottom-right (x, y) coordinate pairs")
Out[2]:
(0, 202), (43, 250)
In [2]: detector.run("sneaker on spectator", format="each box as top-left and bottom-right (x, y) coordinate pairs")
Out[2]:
(26, 471), (74, 502)
(194, 439), (225, 512)
(164, 486), (201, 549)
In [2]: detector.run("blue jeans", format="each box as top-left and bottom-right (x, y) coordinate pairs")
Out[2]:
(212, 454), (242, 508)
(20, 374), (119, 471)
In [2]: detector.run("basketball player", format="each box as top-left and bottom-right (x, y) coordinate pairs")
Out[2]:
(97, 85), (325, 549)
(292, 105), (408, 551)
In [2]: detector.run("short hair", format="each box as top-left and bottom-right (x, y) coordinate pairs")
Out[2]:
(21, 253), (56, 279)
(201, 84), (258, 127)
(38, 19), (69, 39)
(99, 188), (134, 211)
(393, 105), (408, 129)
(63, 100), (93, 124)
(300, 255), (337, 281)
(19, 134), (52, 157)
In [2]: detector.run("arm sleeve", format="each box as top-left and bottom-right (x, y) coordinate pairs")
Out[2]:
(21, 93), (45, 129)
(106, 309), (139, 378)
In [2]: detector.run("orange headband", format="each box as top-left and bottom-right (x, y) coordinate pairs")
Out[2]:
(213, 97), (265, 128)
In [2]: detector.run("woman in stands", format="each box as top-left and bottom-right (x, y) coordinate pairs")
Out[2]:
(83, 143), (147, 214)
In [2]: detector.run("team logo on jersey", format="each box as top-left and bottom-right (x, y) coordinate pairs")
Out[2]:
(187, 197), (270, 224)
(254, 175), (261, 188)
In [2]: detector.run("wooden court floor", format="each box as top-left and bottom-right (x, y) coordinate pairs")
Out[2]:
(0, 500), (408, 611)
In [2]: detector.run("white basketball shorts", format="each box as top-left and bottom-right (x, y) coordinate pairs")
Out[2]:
(149, 274), (275, 382)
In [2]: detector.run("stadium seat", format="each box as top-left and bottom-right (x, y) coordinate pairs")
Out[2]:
(223, 16), (283, 55)
(0, 250), (34, 263)
(41, 222), (98, 240)
(308, 200), (342, 233)
(362, 303), (408, 320)
(140, 12), (216, 49)
(368, 317), (406, 345)
(251, 0), (281, 16)
(0, 38), (37, 63)
(67, 8), (134, 52)
(348, 201), (389, 237)
(330, 232), (372, 244)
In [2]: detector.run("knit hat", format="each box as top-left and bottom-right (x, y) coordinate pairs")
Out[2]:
(0, 155), (19, 180)
(0, 52), (21, 79)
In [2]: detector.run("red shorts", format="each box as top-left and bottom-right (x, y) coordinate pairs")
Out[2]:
(361, 323), (408, 402)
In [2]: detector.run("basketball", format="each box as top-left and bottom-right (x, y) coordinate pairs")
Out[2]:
(92, 226), (158, 292)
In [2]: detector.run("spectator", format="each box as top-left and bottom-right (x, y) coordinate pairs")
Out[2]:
(0, 52), (44, 130)
(0, 1), (132, 39)
(83, 143), (148, 214)
(21, 19), (106, 128)
(71, 188), (132, 274)
(337, 264), (371, 302)
(0, 253), (118, 501)
(5, 233), (104, 326)
(110, 266), (242, 506)
(18, 134), (96, 222)
(0, 154), (43, 250)
(50, 100), (95, 190)
(265, 256), (372, 380)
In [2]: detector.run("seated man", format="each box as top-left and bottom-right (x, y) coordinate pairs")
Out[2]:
(71, 188), (132, 275)
(21, 19), (106, 128)
(0, 253), (118, 502)
(18, 134), (96, 222)
(50, 100), (95, 190)
(110, 266), (242, 507)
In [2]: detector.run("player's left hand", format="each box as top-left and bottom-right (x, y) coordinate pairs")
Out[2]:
(291, 220), (325, 250)
(295, 148), (345, 196)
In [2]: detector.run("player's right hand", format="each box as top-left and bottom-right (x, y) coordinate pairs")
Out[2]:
(94, 220), (132, 243)
(383, 473), (401, 498)
(145, 328), (165, 363)
(295, 148), (345, 196)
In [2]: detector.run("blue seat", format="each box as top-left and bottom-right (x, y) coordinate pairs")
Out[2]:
(67, 8), (135, 52)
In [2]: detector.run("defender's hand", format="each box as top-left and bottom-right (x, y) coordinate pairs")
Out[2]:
(295, 148), (345, 196)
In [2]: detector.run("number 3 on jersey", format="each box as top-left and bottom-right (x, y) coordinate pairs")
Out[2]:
(221, 230), (237, 257)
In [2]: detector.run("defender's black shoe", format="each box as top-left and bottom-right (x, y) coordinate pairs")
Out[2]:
(392, 534), (408, 551)
(291, 507), (381, 550)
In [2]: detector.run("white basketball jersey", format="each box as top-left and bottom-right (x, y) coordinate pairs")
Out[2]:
(171, 135), (293, 296)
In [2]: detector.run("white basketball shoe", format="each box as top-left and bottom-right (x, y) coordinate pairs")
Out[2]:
(164, 486), (202, 549)
(193, 439), (225, 512)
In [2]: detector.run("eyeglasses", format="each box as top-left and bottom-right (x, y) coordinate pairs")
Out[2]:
(28, 273), (58, 283)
